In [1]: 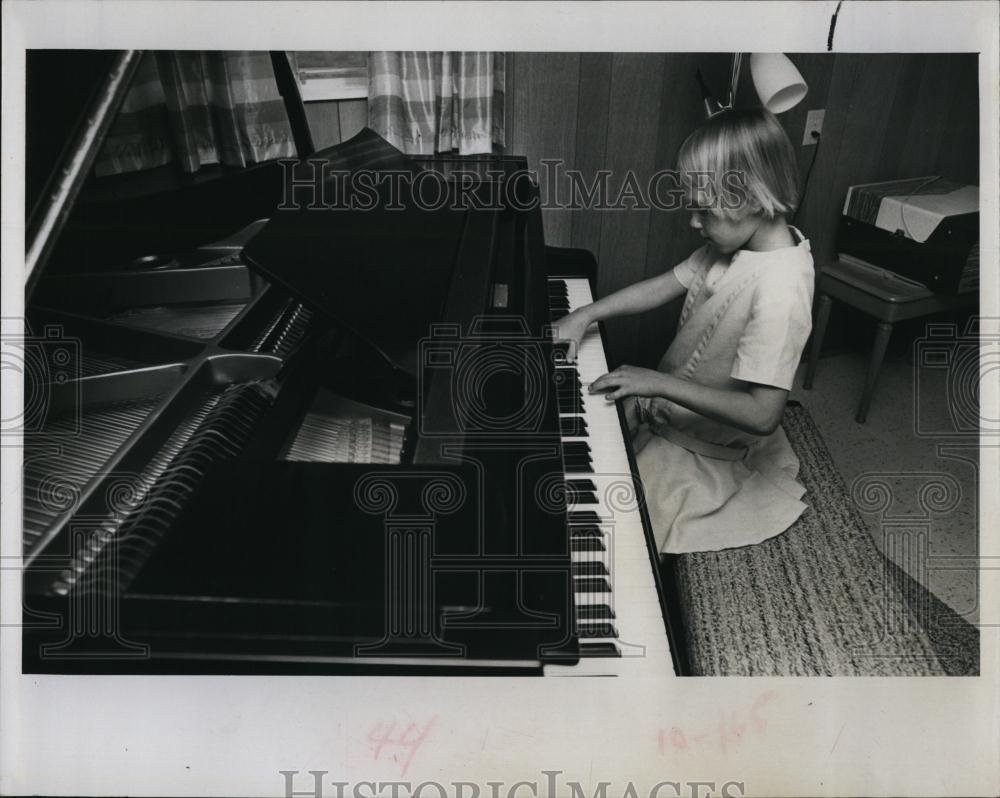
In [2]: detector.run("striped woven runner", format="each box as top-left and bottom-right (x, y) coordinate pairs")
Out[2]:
(667, 403), (979, 676)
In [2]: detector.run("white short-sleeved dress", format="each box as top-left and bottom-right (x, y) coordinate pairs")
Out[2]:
(633, 228), (815, 554)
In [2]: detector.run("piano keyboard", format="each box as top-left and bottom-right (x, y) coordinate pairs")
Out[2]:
(545, 277), (676, 677)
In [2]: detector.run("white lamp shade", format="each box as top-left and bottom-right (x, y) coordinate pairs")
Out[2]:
(750, 53), (807, 113)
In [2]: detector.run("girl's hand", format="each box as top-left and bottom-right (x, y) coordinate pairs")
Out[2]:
(589, 365), (667, 401)
(552, 309), (592, 364)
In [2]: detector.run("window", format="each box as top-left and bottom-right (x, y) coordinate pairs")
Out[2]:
(288, 51), (368, 102)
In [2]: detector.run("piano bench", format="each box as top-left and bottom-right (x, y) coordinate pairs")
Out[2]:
(661, 402), (978, 677)
(803, 254), (977, 423)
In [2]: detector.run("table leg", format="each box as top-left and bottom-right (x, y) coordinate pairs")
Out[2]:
(857, 321), (893, 423)
(804, 293), (832, 389)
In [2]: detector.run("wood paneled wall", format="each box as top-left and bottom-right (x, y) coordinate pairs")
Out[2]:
(742, 54), (980, 276)
(509, 52), (980, 368)
(510, 53), (732, 368)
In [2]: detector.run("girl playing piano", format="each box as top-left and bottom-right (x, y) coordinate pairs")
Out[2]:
(555, 107), (814, 554)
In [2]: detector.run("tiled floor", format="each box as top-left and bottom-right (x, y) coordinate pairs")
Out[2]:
(791, 348), (981, 625)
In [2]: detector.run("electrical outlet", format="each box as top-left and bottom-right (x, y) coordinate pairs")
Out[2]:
(803, 109), (825, 145)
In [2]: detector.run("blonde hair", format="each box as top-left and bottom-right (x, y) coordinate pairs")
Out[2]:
(677, 107), (799, 219)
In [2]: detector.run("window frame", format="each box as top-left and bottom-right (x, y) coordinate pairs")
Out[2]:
(287, 51), (369, 103)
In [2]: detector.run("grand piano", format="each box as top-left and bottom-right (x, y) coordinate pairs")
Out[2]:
(20, 50), (684, 676)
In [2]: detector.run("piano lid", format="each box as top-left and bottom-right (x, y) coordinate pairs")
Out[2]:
(26, 50), (316, 291)
(241, 128), (471, 375)
(25, 50), (143, 295)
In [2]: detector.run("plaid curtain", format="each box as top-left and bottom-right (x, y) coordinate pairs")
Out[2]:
(94, 51), (297, 177)
(368, 52), (505, 155)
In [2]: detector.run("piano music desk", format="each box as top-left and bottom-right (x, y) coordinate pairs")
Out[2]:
(803, 254), (977, 423)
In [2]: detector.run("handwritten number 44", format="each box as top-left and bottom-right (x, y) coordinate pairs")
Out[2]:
(366, 717), (437, 777)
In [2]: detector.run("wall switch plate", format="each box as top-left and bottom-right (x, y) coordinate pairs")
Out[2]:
(803, 109), (825, 145)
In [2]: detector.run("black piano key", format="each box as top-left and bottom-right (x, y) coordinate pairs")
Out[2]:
(564, 460), (593, 473)
(565, 478), (597, 491)
(563, 441), (591, 456)
(568, 511), (605, 524)
(572, 561), (609, 576)
(579, 642), (622, 658)
(577, 604), (615, 620)
(571, 537), (606, 552)
(554, 373), (581, 386)
(569, 525), (604, 538)
(574, 577), (612, 593)
(557, 395), (580, 414)
(578, 623), (618, 639)
(566, 490), (598, 505)
(560, 418), (588, 437)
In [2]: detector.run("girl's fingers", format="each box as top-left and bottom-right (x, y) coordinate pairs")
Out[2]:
(555, 334), (579, 364)
(590, 370), (621, 390)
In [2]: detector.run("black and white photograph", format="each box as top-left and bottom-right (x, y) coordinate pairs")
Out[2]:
(2, 2), (998, 796)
